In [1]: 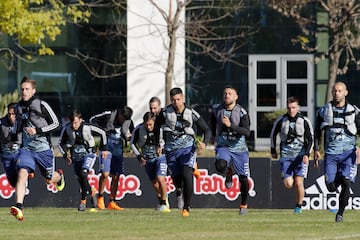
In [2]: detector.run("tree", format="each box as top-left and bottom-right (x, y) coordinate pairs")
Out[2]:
(0, 0), (90, 70)
(266, 0), (360, 102)
(69, 0), (256, 105)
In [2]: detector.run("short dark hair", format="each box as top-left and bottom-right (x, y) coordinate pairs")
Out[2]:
(142, 111), (156, 122)
(287, 96), (299, 105)
(170, 87), (183, 96)
(69, 110), (82, 122)
(120, 106), (133, 120)
(149, 96), (161, 105)
(7, 103), (17, 110)
(224, 85), (238, 94)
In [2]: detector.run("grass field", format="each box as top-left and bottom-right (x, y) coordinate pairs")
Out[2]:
(1, 208), (360, 240)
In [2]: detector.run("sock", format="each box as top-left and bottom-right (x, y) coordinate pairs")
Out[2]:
(16, 203), (23, 209)
(338, 177), (350, 216)
(239, 175), (249, 206)
(182, 166), (193, 210)
(296, 204), (302, 208)
(160, 199), (166, 205)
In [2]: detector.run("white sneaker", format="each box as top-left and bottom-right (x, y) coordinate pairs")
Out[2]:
(159, 204), (171, 213)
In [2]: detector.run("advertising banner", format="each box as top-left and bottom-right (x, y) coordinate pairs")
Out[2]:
(0, 157), (358, 210)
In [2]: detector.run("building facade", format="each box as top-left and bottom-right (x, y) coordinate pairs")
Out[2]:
(0, 1), (359, 149)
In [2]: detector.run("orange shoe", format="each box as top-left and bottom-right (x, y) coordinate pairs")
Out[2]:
(107, 201), (124, 211)
(193, 169), (201, 179)
(181, 209), (189, 217)
(97, 196), (105, 210)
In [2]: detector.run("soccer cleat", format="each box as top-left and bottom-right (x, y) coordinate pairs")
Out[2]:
(107, 201), (124, 211)
(97, 195), (105, 210)
(177, 193), (184, 210)
(181, 209), (190, 217)
(56, 169), (65, 191)
(193, 169), (201, 179)
(335, 214), (343, 223)
(294, 207), (302, 214)
(158, 205), (171, 213)
(78, 200), (86, 211)
(225, 168), (233, 189)
(10, 206), (24, 221)
(239, 204), (248, 215)
(28, 172), (35, 179)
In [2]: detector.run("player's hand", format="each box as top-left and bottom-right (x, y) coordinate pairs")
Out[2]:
(102, 151), (110, 159)
(25, 127), (36, 135)
(314, 151), (321, 168)
(221, 116), (231, 127)
(139, 157), (146, 166)
(156, 147), (163, 156)
(66, 155), (72, 165)
(356, 147), (360, 165)
(303, 155), (309, 165)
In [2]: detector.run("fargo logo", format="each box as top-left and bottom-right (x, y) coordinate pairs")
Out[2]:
(193, 169), (256, 201)
(88, 169), (142, 200)
(303, 175), (360, 210)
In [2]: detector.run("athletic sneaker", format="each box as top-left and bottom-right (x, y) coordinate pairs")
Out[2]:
(107, 201), (124, 211)
(159, 204), (171, 213)
(193, 169), (201, 179)
(335, 214), (343, 223)
(10, 206), (24, 221)
(97, 195), (105, 210)
(239, 204), (248, 215)
(225, 168), (233, 189)
(181, 209), (189, 217)
(78, 200), (86, 211)
(56, 169), (65, 191)
(294, 207), (302, 214)
(177, 193), (184, 210)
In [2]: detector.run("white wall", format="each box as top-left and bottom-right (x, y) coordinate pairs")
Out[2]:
(127, 0), (185, 126)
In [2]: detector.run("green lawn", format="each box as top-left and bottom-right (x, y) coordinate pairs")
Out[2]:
(1, 208), (360, 240)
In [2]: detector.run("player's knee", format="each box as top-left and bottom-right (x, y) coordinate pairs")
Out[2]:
(326, 182), (337, 192)
(215, 159), (227, 173)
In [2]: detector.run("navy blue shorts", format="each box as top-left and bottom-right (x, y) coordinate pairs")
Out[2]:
(215, 147), (250, 176)
(145, 155), (167, 181)
(17, 148), (55, 180)
(280, 156), (308, 179)
(166, 145), (196, 177)
(324, 148), (357, 183)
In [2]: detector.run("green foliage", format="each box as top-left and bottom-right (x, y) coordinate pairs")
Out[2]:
(262, 109), (287, 123)
(0, 0), (90, 56)
(0, 90), (20, 117)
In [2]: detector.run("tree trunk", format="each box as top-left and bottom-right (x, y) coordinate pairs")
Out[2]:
(165, 31), (177, 106)
(326, 35), (342, 102)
